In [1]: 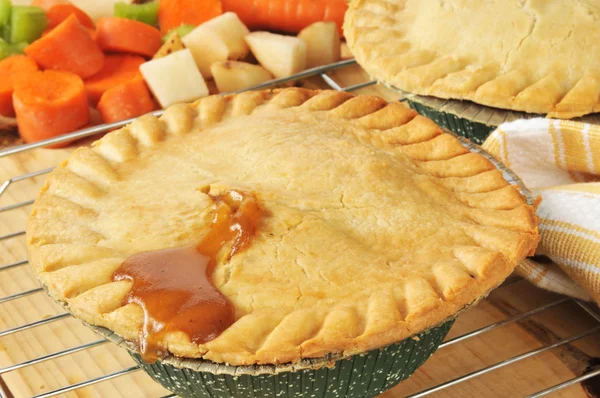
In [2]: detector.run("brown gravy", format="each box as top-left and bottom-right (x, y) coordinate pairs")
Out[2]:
(113, 190), (262, 362)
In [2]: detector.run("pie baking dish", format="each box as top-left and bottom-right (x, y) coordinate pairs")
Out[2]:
(26, 88), (539, 397)
(399, 94), (600, 145)
(345, 0), (600, 142)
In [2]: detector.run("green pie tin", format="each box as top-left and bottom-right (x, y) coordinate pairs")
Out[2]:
(126, 320), (453, 398)
(402, 93), (600, 144)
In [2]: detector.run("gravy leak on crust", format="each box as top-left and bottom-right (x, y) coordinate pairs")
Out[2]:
(113, 190), (263, 362)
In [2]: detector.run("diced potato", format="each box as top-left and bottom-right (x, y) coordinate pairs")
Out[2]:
(182, 12), (250, 78)
(71, 0), (133, 20)
(298, 21), (341, 68)
(211, 61), (273, 93)
(140, 49), (208, 108)
(245, 31), (307, 78)
(153, 32), (185, 59)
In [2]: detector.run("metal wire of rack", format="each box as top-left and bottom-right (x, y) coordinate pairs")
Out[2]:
(0, 59), (599, 398)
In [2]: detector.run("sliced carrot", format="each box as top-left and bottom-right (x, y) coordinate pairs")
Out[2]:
(31, 0), (70, 11)
(96, 17), (162, 57)
(47, 4), (94, 30)
(0, 55), (38, 117)
(25, 14), (104, 78)
(84, 54), (145, 106)
(221, 0), (347, 34)
(158, 0), (222, 35)
(97, 77), (155, 124)
(41, 25), (94, 38)
(13, 70), (89, 145)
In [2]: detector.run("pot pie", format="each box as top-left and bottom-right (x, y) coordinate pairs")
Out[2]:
(27, 88), (539, 366)
(344, 0), (600, 118)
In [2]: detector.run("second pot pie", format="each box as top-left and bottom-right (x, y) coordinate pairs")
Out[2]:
(345, 0), (600, 118)
(27, 88), (539, 366)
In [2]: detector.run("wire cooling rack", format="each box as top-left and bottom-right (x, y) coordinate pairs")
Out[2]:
(1, 59), (600, 398)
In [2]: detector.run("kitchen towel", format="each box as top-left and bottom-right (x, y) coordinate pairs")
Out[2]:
(483, 118), (600, 302)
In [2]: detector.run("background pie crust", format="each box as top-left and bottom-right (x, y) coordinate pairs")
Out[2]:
(27, 89), (539, 365)
(344, 0), (600, 118)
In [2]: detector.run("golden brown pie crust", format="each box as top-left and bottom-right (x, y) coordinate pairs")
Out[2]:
(344, 0), (600, 118)
(27, 89), (539, 365)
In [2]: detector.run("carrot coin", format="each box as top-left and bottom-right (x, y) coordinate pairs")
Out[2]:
(96, 17), (162, 57)
(13, 69), (89, 145)
(97, 77), (155, 123)
(0, 55), (38, 117)
(84, 54), (145, 105)
(25, 14), (104, 78)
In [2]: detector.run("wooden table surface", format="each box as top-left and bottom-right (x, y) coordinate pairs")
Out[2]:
(0, 65), (599, 398)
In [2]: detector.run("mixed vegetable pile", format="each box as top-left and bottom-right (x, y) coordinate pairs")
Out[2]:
(0, 0), (348, 146)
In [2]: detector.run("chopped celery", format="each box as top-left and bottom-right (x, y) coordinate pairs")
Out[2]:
(173, 24), (195, 38)
(0, 0), (11, 42)
(0, 24), (8, 42)
(10, 6), (47, 44)
(0, 37), (25, 59)
(0, 37), (10, 59)
(114, 1), (158, 26)
(162, 24), (194, 43)
(0, 0), (11, 27)
(10, 40), (25, 53)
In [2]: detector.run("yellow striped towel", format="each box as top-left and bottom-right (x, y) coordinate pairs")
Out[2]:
(483, 118), (600, 302)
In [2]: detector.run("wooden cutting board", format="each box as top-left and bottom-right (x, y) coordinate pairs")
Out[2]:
(0, 68), (599, 398)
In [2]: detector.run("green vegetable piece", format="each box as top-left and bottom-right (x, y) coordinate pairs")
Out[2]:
(0, 0), (11, 42)
(0, 0), (11, 27)
(173, 24), (194, 38)
(0, 25), (9, 42)
(0, 37), (10, 60)
(0, 39), (27, 59)
(114, 1), (159, 26)
(162, 24), (194, 43)
(10, 40), (25, 53)
(10, 6), (47, 44)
